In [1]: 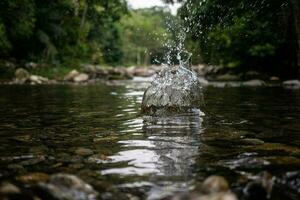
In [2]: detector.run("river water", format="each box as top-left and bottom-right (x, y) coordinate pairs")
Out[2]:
(0, 79), (300, 199)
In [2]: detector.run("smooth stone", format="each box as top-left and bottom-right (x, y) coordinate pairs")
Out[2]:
(19, 156), (46, 166)
(75, 147), (94, 156)
(282, 80), (300, 89)
(74, 73), (89, 83)
(16, 172), (49, 184)
(29, 75), (49, 84)
(29, 145), (49, 154)
(0, 182), (21, 194)
(7, 164), (25, 171)
(64, 69), (80, 81)
(197, 192), (238, 200)
(15, 68), (30, 80)
(35, 173), (98, 200)
(240, 138), (264, 145)
(215, 74), (240, 81)
(242, 79), (266, 87)
(201, 176), (230, 194)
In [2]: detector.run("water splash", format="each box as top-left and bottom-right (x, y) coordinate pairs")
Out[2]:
(141, 6), (203, 116)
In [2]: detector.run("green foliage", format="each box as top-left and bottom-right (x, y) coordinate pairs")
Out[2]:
(179, 0), (299, 76)
(118, 7), (171, 66)
(0, 0), (127, 66)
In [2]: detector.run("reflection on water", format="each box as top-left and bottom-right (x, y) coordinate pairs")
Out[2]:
(0, 82), (300, 199)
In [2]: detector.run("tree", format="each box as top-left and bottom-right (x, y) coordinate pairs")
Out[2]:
(119, 7), (171, 66)
(177, 0), (300, 78)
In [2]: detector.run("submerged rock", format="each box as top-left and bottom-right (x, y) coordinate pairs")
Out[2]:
(34, 173), (98, 200)
(141, 64), (203, 116)
(16, 172), (49, 184)
(201, 176), (230, 194)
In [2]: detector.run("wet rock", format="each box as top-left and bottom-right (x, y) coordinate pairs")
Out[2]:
(74, 73), (89, 83)
(75, 147), (93, 156)
(242, 79), (266, 87)
(243, 71), (265, 80)
(277, 171), (300, 195)
(270, 76), (280, 81)
(134, 68), (155, 77)
(15, 68), (30, 82)
(29, 145), (49, 154)
(240, 138), (264, 146)
(64, 70), (80, 81)
(0, 182), (21, 194)
(201, 176), (229, 194)
(243, 171), (274, 200)
(141, 65), (203, 116)
(283, 80), (300, 89)
(19, 155), (46, 166)
(34, 173), (98, 200)
(16, 172), (49, 184)
(29, 75), (49, 84)
(170, 176), (237, 200)
(215, 74), (240, 81)
(7, 164), (25, 172)
(197, 192), (238, 200)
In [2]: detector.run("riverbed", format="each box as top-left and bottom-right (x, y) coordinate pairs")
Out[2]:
(0, 79), (299, 199)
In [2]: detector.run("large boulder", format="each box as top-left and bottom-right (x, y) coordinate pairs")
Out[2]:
(283, 80), (300, 89)
(141, 64), (203, 116)
(15, 68), (30, 82)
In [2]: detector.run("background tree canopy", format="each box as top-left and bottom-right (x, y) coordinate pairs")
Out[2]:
(0, 0), (299, 78)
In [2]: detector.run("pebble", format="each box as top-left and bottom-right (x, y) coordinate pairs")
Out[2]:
(75, 147), (94, 156)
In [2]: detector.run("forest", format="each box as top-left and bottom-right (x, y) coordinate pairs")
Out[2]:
(0, 0), (299, 78)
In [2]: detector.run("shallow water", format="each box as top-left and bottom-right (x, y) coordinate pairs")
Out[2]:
(0, 80), (300, 199)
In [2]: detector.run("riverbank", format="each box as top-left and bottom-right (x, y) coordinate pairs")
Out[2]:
(1, 62), (300, 89)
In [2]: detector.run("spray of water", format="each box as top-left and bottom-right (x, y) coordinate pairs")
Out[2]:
(141, 2), (203, 116)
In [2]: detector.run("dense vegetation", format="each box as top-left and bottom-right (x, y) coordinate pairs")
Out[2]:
(176, 0), (300, 77)
(0, 0), (127, 66)
(0, 0), (299, 78)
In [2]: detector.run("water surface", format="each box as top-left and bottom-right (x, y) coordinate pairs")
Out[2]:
(0, 80), (300, 199)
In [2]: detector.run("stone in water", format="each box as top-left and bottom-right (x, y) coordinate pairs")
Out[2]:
(141, 63), (203, 116)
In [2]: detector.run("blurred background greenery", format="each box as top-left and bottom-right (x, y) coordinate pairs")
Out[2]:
(0, 0), (299, 78)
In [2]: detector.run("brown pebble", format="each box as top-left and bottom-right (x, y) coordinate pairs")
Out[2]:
(16, 172), (49, 184)
(201, 176), (230, 194)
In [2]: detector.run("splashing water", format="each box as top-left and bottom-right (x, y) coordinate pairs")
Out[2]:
(141, 8), (203, 117)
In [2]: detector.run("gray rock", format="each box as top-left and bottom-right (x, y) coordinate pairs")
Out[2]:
(64, 70), (80, 81)
(242, 79), (266, 87)
(15, 68), (30, 82)
(29, 75), (49, 84)
(283, 80), (300, 89)
(215, 74), (240, 81)
(74, 73), (89, 83)
(35, 173), (98, 200)
(141, 65), (203, 116)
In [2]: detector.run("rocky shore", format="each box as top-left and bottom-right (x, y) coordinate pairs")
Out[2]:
(1, 63), (300, 89)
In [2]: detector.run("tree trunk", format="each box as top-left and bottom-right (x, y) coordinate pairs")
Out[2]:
(80, 3), (88, 29)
